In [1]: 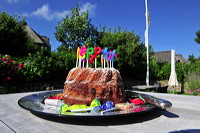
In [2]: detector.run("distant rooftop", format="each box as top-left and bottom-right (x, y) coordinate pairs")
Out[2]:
(153, 51), (189, 63)
(24, 23), (51, 50)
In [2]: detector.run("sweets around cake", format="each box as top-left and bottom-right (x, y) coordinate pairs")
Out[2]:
(43, 93), (147, 114)
(47, 93), (63, 100)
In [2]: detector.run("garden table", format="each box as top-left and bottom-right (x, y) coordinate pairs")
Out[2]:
(1, 90), (200, 133)
(131, 85), (157, 91)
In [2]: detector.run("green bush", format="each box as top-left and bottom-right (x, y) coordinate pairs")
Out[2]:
(1, 51), (200, 94)
(0, 47), (76, 93)
(0, 55), (27, 84)
(0, 55), (29, 93)
(19, 48), (76, 82)
(187, 73), (200, 91)
(185, 61), (200, 93)
(149, 58), (200, 95)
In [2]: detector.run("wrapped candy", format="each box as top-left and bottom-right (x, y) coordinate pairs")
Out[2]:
(128, 98), (147, 105)
(60, 99), (101, 113)
(44, 99), (62, 106)
(93, 101), (114, 113)
(47, 93), (62, 100)
(115, 103), (135, 110)
(101, 101), (114, 110)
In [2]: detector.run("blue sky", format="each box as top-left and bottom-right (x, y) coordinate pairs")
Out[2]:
(1, 0), (200, 59)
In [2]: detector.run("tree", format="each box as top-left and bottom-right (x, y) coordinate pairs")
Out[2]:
(194, 30), (200, 44)
(100, 27), (153, 79)
(55, 4), (99, 49)
(188, 54), (200, 63)
(0, 11), (36, 56)
(188, 54), (196, 63)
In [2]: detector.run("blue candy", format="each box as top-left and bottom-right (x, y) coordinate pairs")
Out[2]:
(94, 101), (114, 113)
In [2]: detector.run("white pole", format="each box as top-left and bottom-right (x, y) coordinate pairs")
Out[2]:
(145, 0), (149, 86)
(168, 50), (178, 93)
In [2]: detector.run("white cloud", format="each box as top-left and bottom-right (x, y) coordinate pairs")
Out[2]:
(53, 10), (71, 20)
(79, 2), (97, 17)
(28, 4), (71, 21)
(7, 0), (18, 3)
(25, 3), (96, 21)
(6, 0), (29, 3)
(31, 4), (54, 21)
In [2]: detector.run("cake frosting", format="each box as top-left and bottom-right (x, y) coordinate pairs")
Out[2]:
(62, 68), (126, 106)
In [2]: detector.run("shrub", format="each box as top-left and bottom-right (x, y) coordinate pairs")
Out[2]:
(18, 47), (76, 82)
(0, 47), (76, 93)
(186, 73), (200, 95)
(0, 55), (28, 84)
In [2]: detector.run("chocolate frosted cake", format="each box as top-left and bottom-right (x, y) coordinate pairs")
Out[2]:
(63, 68), (126, 106)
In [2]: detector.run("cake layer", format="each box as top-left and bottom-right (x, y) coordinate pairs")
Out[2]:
(63, 68), (126, 106)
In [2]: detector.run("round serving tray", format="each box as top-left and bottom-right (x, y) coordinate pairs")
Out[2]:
(18, 90), (171, 118)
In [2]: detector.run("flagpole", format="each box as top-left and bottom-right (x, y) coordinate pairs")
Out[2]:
(145, 0), (149, 86)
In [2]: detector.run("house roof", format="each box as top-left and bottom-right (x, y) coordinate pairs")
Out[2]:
(176, 54), (189, 63)
(24, 23), (51, 49)
(153, 51), (189, 63)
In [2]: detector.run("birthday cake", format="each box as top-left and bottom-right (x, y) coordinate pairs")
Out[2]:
(19, 46), (150, 115)
(62, 67), (126, 106)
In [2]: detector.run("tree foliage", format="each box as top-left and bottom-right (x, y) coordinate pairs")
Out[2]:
(188, 54), (200, 63)
(100, 27), (153, 79)
(22, 47), (75, 81)
(0, 11), (36, 56)
(55, 4), (100, 49)
(194, 30), (200, 44)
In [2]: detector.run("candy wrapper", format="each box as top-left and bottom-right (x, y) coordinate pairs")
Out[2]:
(115, 103), (135, 110)
(94, 101), (114, 113)
(47, 93), (63, 100)
(60, 99), (101, 113)
(44, 99), (63, 106)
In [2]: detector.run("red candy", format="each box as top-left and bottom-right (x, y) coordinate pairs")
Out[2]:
(133, 106), (146, 112)
(48, 93), (62, 100)
(128, 98), (148, 105)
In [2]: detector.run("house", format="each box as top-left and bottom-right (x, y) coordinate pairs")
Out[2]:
(153, 51), (189, 63)
(24, 22), (51, 50)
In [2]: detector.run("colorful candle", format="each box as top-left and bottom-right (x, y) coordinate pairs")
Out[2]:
(94, 47), (102, 68)
(75, 46), (117, 68)
(80, 46), (87, 68)
(101, 54), (104, 68)
(76, 47), (80, 68)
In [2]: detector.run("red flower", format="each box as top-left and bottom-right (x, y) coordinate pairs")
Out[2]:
(1, 57), (9, 61)
(196, 89), (200, 92)
(19, 63), (24, 67)
(6, 77), (11, 80)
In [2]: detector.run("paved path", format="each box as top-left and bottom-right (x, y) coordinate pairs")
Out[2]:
(0, 91), (200, 133)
